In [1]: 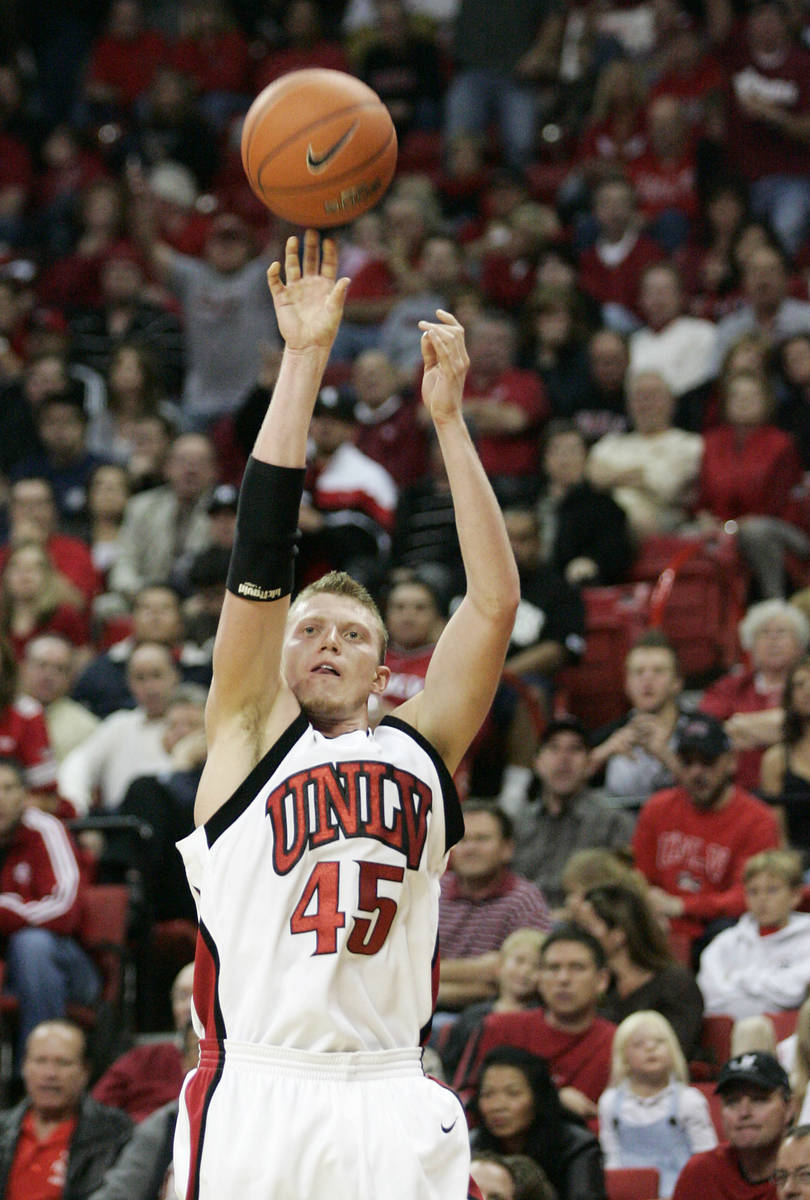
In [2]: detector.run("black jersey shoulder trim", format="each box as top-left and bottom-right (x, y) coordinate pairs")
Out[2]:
(205, 711), (310, 847)
(379, 714), (464, 853)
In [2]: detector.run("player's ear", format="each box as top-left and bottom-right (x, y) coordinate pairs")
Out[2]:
(371, 664), (391, 695)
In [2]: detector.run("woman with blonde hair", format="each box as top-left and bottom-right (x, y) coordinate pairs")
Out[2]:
(598, 1011), (717, 1196)
(0, 540), (89, 664)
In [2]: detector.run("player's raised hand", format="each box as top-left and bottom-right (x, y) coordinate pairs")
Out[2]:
(266, 230), (350, 352)
(418, 310), (470, 425)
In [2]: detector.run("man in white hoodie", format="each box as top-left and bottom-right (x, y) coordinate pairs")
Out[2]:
(698, 849), (810, 1018)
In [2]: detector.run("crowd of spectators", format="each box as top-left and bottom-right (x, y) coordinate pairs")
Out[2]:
(5, 0), (810, 1196)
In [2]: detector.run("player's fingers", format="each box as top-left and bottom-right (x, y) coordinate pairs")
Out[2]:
(419, 328), (438, 369)
(302, 228), (320, 275)
(434, 309), (462, 328)
(284, 235), (301, 281)
(266, 261), (283, 295)
(320, 237), (339, 280)
(327, 276), (351, 312)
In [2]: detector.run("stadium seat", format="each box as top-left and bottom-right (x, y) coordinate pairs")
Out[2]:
(693, 1081), (725, 1139)
(0, 883), (133, 1097)
(605, 1168), (661, 1200)
(556, 583), (651, 729)
(629, 532), (749, 681)
(767, 1009), (800, 1041)
(697, 1014), (734, 1075)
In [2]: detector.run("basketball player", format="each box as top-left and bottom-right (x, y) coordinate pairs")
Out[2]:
(173, 230), (520, 1200)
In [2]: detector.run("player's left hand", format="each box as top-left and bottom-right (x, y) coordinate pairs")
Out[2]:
(266, 229), (350, 353)
(418, 310), (469, 425)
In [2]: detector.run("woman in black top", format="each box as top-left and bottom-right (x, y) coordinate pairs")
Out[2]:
(578, 883), (704, 1060)
(470, 1046), (605, 1200)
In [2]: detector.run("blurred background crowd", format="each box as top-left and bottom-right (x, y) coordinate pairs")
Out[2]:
(4, 1), (810, 1197)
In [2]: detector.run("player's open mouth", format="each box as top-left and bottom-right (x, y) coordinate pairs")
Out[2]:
(313, 664), (340, 675)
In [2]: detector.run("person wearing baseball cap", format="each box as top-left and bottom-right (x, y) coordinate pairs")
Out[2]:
(672, 1052), (793, 1200)
(632, 711), (780, 966)
(510, 714), (635, 911)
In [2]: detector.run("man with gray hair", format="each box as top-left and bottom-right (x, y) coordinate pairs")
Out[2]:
(701, 598), (810, 791)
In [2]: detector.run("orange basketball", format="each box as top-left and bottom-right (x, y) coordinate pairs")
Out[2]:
(241, 69), (398, 227)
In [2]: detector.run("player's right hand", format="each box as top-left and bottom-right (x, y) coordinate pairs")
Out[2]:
(266, 230), (350, 352)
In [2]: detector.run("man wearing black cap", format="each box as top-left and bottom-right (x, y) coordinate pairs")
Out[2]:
(632, 712), (780, 955)
(297, 384), (398, 590)
(510, 716), (635, 911)
(673, 1052), (794, 1200)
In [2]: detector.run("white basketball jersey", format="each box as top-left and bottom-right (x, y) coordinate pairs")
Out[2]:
(177, 712), (464, 1054)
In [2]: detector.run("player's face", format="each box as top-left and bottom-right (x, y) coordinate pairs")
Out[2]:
(538, 939), (606, 1023)
(478, 1065), (535, 1145)
(471, 1159), (516, 1200)
(625, 647), (680, 712)
(744, 872), (800, 930)
(283, 594), (388, 724)
(721, 1085), (792, 1151)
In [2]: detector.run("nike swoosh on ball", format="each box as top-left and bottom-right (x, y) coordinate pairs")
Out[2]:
(306, 124), (358, 173)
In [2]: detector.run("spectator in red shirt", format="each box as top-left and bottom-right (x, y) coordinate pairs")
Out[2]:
(0, 759), (100, 1058)
(37, 178), (133, 316)
(438, 801), (551, 1012)
(709, 0), (810, 256)
(453, 923), (615, 1124)
(0, 542), (90, 667)
(298, 385), (398, 589)
(253, 0), (350, 91)
(628, 95), (698, 252)
(170, 0), (250, 131)
(700, 599), (809, 790)
(696, 369), (809, 598)
(0, 1019), (132, 1199)
(672, 1051), (793, 1200)
(650, 17), (725, 134)
(80, 0), (169, 123)
(578, 176), (664, 332)
(0, 477), (102, 614)
(91, 960), (192, 1121)
(462, 313), (548, 501)
(566, 60), (649, 213)
(351, 350), (429, 488)
(632, 712), (781, 960)
(0, 635), (58, 799)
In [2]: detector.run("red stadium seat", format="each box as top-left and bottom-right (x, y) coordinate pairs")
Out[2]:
(629, 533), (749, 681)
(556, 583), (651, 729)
(605, 1168), (661, 1200)
(693, 1082), (725, 1139)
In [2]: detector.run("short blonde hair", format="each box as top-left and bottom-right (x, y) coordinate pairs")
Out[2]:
(500, 928), (545, 960)
(743, 849), (803, 889)
(288, 571), (388, 661)
(609, 1010), (687, 1087)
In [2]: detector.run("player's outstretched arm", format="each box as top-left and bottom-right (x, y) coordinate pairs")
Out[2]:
(197, 232), (349, 823)
(394, 311), (520, 773)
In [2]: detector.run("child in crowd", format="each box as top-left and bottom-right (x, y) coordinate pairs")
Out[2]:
(598, 1011), (717, 1197)
(697, 850), (810, 1019)
(438, 928), (544, 1081)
